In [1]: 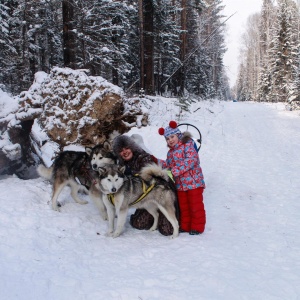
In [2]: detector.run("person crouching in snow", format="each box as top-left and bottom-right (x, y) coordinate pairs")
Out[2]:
(112, 134), (177, 236)
(154, 121), (206, 235)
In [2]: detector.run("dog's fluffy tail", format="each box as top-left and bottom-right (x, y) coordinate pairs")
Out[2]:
(37, 164), (53, 180)
(140, 163), (169, 183)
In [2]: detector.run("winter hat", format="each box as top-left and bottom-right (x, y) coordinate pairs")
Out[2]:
(158, 121), (181, 138)
(112, 135), (144, 156)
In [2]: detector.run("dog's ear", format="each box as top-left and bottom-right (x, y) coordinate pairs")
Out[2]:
(103, 141), (111, 151)
(108, 152), (118, 163)
(98, 166), (107, 175)
(119, 166), (126, 174)
(85, 147), (92, 156)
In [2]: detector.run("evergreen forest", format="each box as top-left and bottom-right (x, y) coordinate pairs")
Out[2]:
(0, 0), (230, 99)
(235, 0), (300, 109)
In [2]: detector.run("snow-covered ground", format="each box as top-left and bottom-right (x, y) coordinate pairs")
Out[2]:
(0, 98), (300, 300)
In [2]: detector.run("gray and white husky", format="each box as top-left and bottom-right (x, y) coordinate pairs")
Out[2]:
(37, 141), (117, 219)
(98, 164), (179, 239)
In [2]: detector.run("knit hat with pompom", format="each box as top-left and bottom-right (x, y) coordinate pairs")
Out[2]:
(158, 121), (181, 137)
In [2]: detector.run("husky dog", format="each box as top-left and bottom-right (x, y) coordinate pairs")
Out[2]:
(98, 164), (179, 239)
(37, 142), (117, 219)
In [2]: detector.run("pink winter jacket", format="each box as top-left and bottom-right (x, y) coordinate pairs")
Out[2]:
(158, 132), (205, 191)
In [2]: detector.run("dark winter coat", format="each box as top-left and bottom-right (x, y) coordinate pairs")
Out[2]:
(112, 135), (153, 174)
(112, 135), (178, 235)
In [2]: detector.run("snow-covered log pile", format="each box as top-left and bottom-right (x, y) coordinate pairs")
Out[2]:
(20, 67), (148, 146)
(0, 67), (148, 178)
(0, 90), (21, 176)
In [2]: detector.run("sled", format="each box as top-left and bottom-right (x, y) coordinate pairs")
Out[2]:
(178, 123), (202, 152)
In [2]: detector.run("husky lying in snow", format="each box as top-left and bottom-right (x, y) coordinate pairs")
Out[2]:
(97, 163), (179, 238)
(37, 142), (117, 219)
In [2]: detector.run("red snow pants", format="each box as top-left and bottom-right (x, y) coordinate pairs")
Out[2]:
(177, 187), (206, 233)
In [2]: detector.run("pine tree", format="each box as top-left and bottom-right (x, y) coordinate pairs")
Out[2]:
(153, 0), (181, 95)
(285, 0), (300, 104)
(0, 0), (63, 94)
(256, 0), (274, 102)
(269, 0), (298, 102)
(189, 0), (227, 99)
(72, 0), (138, 89)
(0, 1), (17, 90)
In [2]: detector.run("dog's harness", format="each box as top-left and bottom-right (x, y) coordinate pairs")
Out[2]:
(107, 177), (156, 207)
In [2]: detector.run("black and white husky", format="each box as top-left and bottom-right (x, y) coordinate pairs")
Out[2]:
(37, 142), (117, 219)
(98, 164), (179, 238)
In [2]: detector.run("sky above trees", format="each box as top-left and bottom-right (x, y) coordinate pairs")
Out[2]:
(222, 0), (262, 86)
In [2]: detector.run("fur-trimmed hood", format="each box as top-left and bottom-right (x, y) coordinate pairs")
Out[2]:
(112, 135), (154, 174)
(112, 135), (146, 162)
(180, 131), (193, 144)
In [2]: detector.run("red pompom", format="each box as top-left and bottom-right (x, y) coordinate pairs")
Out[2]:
(169, 120), (177, 128)
(158, 127), (165, 135)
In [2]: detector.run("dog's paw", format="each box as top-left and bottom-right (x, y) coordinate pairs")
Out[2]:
(52, 201), (61, 211)
(78, 200), (88, 205)
(149, 225), (157, 231)
(52, 205), (60, 212)
(170, 233), (179, 239)
(112, 231), (121, 238)
(106, 231), (114, 237)
(101, 213), (108, 221)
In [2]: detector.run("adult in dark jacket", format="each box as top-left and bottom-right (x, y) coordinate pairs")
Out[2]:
(113, 135), (153, 176)
(112, 135), (177, 235)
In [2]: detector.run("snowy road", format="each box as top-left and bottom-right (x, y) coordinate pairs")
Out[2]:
(0, 100), (300, 300)
(201, 102), (300, 299)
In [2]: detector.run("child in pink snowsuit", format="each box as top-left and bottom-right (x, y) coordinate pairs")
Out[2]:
(156, 121), (206, 235)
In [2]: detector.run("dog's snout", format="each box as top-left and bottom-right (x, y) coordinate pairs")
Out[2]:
(92, 164), (97, 170)
(111, 187), (116, 193)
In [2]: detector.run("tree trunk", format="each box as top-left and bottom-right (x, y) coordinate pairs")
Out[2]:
(143, 0), (154, 94)
(62, 0), (76, 68)
(177, 0), (187, 96)
(139, 0), (145, 91)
